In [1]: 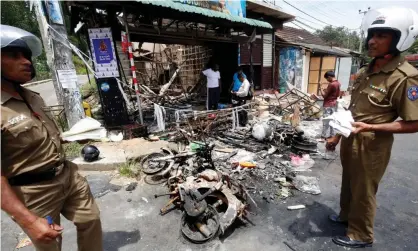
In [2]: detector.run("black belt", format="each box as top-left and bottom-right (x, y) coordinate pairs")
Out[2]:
(8, 163), (64, 186)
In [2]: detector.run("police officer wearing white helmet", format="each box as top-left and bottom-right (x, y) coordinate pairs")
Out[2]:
(1, 25), (103, 250)
(326, 7), (418, 248)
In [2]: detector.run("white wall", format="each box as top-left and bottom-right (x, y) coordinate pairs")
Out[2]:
(336, 57), (352, 91)
(301, 50), (311, 93)
(335, 58), (340, 77)
(262, 34), (273, 67)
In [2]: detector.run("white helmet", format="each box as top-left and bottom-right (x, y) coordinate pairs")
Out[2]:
(1, 25), (43, 80)
(363, 7), (418, 53)
(1, 24), (43, 57)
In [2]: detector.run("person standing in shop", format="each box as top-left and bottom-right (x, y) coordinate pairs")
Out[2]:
(202, 63), (221, 110)
(231, 73), (250, 126)
(320, 71), (341, 139)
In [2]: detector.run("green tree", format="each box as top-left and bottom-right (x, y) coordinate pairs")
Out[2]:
(407, 39), (418, 54)
(315, 25), (361, 52)
(1, 1), (51, 80)
(1, 1), (40, 37)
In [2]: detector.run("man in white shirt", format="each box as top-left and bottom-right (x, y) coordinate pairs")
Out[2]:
(231, 73), (250, 125)
(202, 64), (221, 110)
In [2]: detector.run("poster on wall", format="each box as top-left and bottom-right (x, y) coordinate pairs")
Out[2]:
(177, 0), (246, 17)
(88, 28), (120, 79)
(279, 47), (303, 90)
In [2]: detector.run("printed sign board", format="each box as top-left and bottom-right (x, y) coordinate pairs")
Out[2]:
(176, 0), (246, 17)
(88, 28), (120, 78)
(92, 38), (114, 64)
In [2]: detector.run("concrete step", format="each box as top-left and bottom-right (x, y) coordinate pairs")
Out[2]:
(70, 138), (171, 171)
(71, 147), (127, 171)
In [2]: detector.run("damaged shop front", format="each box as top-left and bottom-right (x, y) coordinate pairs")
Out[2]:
(64, 0), (333, 245)
(275, 26), (358, 95)
(68, 0), (274, 133)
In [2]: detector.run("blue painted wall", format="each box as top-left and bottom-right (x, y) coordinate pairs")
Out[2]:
(279, 47), (303, 90)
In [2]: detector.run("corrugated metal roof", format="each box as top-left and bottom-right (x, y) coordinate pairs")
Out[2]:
(298, 43), (351, 57)
(137, 0), (273, 29)
(276, 26), (326, 46)
(276, 27), (357, 57)
(333, 46), (361, 56)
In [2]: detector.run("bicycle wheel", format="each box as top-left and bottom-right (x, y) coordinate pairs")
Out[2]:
(140, 152), (170, 175)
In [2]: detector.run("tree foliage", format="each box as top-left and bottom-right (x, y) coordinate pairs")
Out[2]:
(315, 26), (361, 52)
(316, 25), (418, 56)
(1, 1), (40, 37)
(407, 39), (418, 54)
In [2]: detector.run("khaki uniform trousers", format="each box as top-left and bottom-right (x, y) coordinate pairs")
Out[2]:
(12, 161), (103, 251)
(339, 131), (394, 243)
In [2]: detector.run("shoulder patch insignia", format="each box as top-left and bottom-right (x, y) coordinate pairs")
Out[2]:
(407, 86), (418, 101)
(7, 114), (28, 126)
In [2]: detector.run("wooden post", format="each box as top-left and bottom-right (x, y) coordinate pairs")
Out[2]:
(34, 1), (85, 128)
(249, 42), (254, 84)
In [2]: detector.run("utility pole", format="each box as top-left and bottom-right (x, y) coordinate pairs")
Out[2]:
(34, 0), (85, 128)
(358, 7), (371, 53)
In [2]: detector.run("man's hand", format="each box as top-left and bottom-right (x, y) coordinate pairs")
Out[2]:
(2, 175), (62, 244)
(24, 217), (63, 244)
(326, 135), (341, 151)
(351, 122), (373, 134)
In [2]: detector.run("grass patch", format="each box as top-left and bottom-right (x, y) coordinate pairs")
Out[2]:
(56, 115), (69, 132)
(64, 142), (83, 158)
(73, 55), (88, 75)
(118, 161), (141, 178)
(80, 79), (98, 99)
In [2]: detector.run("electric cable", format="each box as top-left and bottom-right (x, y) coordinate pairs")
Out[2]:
(282, 0), (333, 26)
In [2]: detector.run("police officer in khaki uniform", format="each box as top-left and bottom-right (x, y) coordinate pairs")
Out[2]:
(325, 8), (418, 248)
(1, 25), (102, 251)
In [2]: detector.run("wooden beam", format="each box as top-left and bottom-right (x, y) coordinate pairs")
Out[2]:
(246, 12), (284, 29)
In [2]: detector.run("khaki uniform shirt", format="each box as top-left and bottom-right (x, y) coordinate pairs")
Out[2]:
(1, 83), (65, 178)
(350, 55), (418, 124)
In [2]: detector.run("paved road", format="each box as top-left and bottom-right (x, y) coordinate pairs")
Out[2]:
(2, 133), (418, 251)
(27, 75), (91, 106)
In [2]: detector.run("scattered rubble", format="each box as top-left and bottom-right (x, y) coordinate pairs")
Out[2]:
(125, 182), (138, 191)
(293, 175), (321, 195)
(78, 77), (332, 244)
(136, 105), (326, 243)
(287, 205), (306, 210)
(16, 236), (32, 249)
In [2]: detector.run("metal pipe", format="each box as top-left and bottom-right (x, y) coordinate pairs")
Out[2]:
(272, 30), (276, 89)
(123, 7), (144, 124)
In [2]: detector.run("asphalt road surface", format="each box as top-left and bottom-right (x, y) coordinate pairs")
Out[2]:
(1, 133), (418, 251)
(26, 75), (91, 106)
